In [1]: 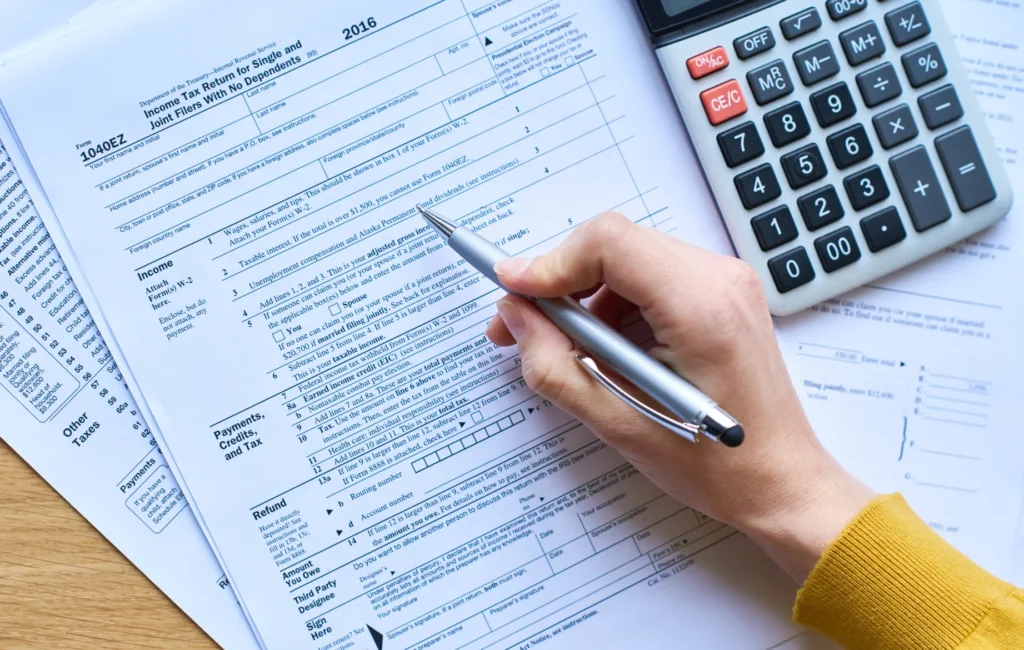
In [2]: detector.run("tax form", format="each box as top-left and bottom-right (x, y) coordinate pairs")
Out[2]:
(0, 1), (806, 648)
(776, 0), (1024, 580)
(0, 4), (261, 649)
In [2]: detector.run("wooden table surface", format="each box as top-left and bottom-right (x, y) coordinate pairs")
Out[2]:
(0, 440), (219, 649)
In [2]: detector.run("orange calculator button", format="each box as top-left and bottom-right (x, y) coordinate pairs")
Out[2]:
(700, 80), (748, 125)
(686, 46), (729, 79)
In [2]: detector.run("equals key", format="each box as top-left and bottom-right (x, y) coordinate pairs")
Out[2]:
(935, 126), (996, 212)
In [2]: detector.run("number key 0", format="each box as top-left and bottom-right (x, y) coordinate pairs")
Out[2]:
(768, 247), (815, 293)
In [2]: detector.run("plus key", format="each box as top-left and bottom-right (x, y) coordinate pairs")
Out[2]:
(889, 145), (950, 231)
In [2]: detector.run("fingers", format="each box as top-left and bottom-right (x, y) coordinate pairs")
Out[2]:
(486, 286), (636, 348)
(491, 296), (639, 425)
(493, 212), (720, 310)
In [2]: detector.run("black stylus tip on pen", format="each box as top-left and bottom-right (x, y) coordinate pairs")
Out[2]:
(718, 424), (745, 448)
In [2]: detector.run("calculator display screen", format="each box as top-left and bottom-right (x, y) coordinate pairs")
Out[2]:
(659, 0), (719, 17)
(635, 0), (762, 39)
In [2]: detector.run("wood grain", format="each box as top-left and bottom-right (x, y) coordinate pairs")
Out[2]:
(0, 440), (219, 649)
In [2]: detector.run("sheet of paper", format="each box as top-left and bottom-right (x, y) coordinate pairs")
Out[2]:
(776, 0), (1024, 581)
(0, 142), (261, 647)
(0, 1), (815, 648)
(0, 3), (262, 648)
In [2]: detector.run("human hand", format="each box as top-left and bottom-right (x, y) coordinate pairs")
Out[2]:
(486, 213), (874, 581)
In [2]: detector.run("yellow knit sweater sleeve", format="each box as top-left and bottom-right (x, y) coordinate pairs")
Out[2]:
(793, 493), (1024, 649)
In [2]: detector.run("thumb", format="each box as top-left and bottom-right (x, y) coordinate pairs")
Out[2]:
(496, 296), (644, 432)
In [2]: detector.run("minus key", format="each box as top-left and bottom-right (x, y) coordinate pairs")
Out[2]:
(918, 84), (963, 130)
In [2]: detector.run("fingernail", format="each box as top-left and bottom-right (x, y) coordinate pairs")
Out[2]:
(496, 299), (525, 341)
(495, 257), (531, 278)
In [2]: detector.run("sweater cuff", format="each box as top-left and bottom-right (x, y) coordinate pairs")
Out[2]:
(793, 493), (1012, 649)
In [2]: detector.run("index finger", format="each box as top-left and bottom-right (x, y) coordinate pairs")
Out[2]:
(495, 212), (719, 309)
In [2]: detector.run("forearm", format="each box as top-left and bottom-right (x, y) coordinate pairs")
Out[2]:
(792, 493), (1024, 649)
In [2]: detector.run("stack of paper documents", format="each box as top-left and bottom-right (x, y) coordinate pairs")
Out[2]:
(0, 1), (1019, 649)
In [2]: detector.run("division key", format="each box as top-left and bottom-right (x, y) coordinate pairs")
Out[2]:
(934, 126), (996, 212)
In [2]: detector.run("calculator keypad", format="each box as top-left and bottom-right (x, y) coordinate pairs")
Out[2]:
(747, 59), (795, 104)
(751, 205), (799, 250)
(700, 79), (749, 125)
(826, 0), (868, 22)
(814, 226), (862, 272)
(798, 185), (845, 230)
(889, 145), (950, 231)
(781, 143), (828, 189)
(860, 207), (907, 252)
(826, 124), (873, 169)
(718, 121), (765, 167)
(768, 247), (815, 292)
(764, 102), (811, 146)
(793, 41), (840, 85)
(918, 85), (962, 129)
(935, 126), (996, 211)
(839, 21), (885, 66)
(856, 62), (902, 106)
(781, 8), (822, 40)
(901, 42), (946, 87)
(735, 26), (776, 59)
(735, 163), (782, 209)
(672, 0), (1008, 310)
(844, 165), (889, 210)
(872, 103), (918, 149)
(810, 82), (856, 126)
(884, 1), (930, 46)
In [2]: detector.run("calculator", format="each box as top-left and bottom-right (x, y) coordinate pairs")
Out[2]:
(634, 0), (1013, 315)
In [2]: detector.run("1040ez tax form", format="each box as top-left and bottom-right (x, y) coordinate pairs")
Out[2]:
(0, 1), (810, 648)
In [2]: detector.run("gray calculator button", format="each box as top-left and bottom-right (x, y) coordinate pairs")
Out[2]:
(734, 26), (775, 60)
(918, 85), (963, 129)
(872, 104), (918, 149)
(768, 247), (815, 293)
(810, 82), (857, 127)
(747, 59), (794, 105)
(827, 124), (873, 169)
(735, 163), (782, 209)
(885, 1), (931, 46)
(793, 41), (840, 86)
(901, 42), (947, 87)
(798, 185), (845, 230)
(855, 63), (902, 107)
(889, 145), (951, 231)
(844, 165), (890, 210)
(718, 121), (764, 168)
(781, 7), (822, 40)
(826, 0), (868, 21)
(781, 143), (828, 189)
(814, 226), (861, 272)
(935, 126), (997, 212)
(839, 21), (885, 66)
(764, 101), (811, 147)
(751, 205), (799, 251)
(860, 207), (907, 252)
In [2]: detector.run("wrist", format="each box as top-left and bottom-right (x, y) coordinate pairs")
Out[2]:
(735, 453), (875, 582)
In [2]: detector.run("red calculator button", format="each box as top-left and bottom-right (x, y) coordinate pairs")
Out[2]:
(686, 46), (729, 79)
(700, 80), (748, 125)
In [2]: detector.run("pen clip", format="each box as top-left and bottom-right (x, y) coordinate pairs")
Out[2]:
(574, 355), (701, 443)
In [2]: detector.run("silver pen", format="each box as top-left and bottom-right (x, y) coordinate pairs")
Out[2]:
(416, 205), (744, 447)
